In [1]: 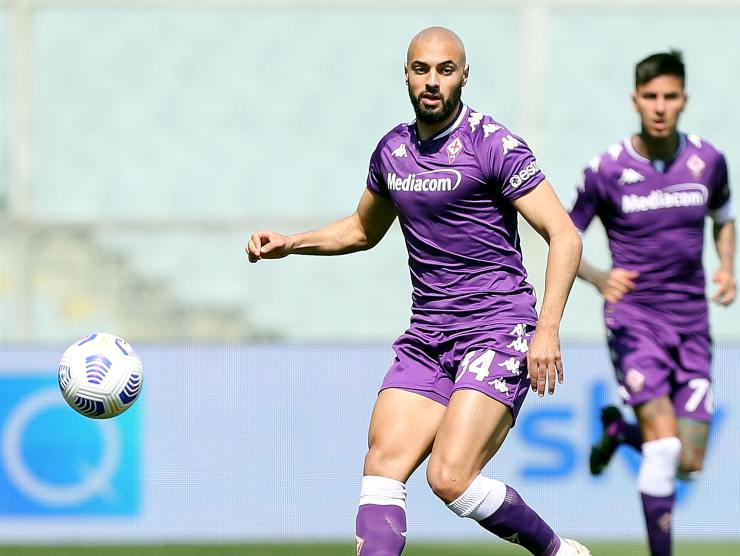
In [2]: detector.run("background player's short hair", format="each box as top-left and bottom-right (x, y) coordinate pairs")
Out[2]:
(635, 50), (685, 88)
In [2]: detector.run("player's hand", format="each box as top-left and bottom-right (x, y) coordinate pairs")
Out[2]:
(598, 268), (639, 304)
(711, 269), (736, 306)
(246, 230), (293, 262)
(527, 326), (563, 397)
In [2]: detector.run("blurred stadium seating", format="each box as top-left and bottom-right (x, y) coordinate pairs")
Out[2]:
(1, 0), (738, 343)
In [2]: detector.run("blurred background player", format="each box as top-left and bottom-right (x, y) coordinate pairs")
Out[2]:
(569, 51), (736, 556)
(247, 27), (588, 556)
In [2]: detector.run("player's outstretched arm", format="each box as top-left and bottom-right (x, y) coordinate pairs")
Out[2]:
(711, 219), (736, 306)
(512, 180), (582, 396)
(246, 188), (397, 263)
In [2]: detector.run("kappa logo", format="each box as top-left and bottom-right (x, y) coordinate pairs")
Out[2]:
(447, 137), (464, 163)
(483, 123), (501, 138)
(588, 155), (602, 173)
(510, 323), (528, 337)
(618, 168), (645, 185)
(687, 134), (702, 148)
(687, 154), (706, 179)
(507, 336), (529, 354)
(488, 378), (509, 395)
(501, 135), (520, 156)
(502, 533), (520, 545)
(468, 112), (483, 132)
(498, 357), (522, 375)
(608, 143), (623, 160)
(391, 143), (407, 158)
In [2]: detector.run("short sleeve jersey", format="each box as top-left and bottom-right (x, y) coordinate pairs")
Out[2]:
(570, 133), (733, 330)
(366, 104), (545, 328)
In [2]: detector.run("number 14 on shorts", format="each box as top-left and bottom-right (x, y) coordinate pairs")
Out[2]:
(456, 349), (523, 383)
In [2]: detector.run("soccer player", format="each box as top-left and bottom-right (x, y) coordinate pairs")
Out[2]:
(570, 51), (736, 556)
(247, 27), (587, 555)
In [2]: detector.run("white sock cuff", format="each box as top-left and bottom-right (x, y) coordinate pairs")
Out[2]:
(638, 437), (681, 497)
(447, 475), (506, 520)
(359, 475), (407, 509)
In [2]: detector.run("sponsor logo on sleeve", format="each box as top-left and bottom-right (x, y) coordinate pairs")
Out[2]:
(508, 161), (540, 189)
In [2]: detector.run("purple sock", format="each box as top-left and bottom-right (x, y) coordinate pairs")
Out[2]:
(608, 420), (643, 452)
(477, 486), (560, 556)
(356, 504), (407, 556)
(640, 492), (674, 556)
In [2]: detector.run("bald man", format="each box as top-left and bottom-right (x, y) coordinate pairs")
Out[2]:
(247, 27), (588, 555)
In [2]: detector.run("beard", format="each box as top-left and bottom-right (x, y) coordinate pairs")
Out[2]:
(409, 82), (463, 124)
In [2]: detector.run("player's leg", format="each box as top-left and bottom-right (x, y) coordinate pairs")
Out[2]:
(672, 331), (713, 480)
(427, 390), (587, 555)
(356, 390), (445, 555)
(676, 418), (709, 479)
(590, 404), (643, 474)
(634, 396), (681, 556)
(356, 329), (449, 555)
(590, 324), (673, 475)
(425, 324), (588, 555)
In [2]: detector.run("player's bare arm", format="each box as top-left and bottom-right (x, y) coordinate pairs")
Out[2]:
(576, 259), (640, 304)
(246, 188), (397, 262)
(711, 219), (736, 306)
(512, 180), (582, 396)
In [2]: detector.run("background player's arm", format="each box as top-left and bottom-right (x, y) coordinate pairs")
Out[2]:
(512, 180), (582, 396)
(711, 219), (736, 305)
(246, 188), (397, 262)
(577, 258), (640, 304)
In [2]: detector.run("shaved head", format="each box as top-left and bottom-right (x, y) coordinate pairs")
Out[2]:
(405, 27), (468, 131)
(407, 26), (466, 67)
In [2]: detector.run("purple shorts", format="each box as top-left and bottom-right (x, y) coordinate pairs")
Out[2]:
(605, 303), (713, 422)
(380, 322), (534, 425)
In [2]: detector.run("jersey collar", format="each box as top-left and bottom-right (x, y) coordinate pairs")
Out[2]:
(413, 104), (469, 144)
(623, 133), (686, 172)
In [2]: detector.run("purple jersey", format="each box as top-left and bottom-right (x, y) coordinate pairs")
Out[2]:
(366, 105), (545, 328)
(570, 133), (733, 331)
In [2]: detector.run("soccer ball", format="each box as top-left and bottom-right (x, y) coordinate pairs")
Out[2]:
(58, 333), (143, 419)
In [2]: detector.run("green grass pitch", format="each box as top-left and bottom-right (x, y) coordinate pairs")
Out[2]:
(0, 543), (737, 555)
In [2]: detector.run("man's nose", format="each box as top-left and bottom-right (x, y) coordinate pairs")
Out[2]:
(426, 70), (439, 89)
(655, 97), (666, 114)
